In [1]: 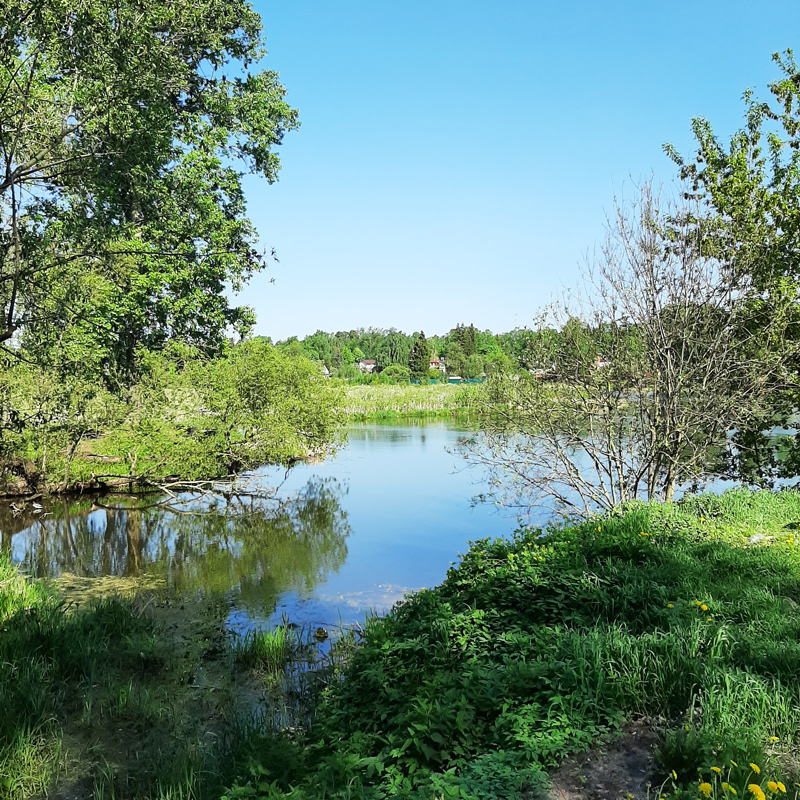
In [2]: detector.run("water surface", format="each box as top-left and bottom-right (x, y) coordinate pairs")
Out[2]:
(4, 422), (533, 632)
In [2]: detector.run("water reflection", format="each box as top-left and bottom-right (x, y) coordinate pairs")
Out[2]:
(4, 477), (350, 616)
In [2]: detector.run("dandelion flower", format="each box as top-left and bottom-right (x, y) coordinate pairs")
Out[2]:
(730, 789), (738, 795)
(767, 783), (778, 793)
(695, 601), (702, 606)
(731, 762), (738, 768)
(769, 736), (778, 742)
(776, 783), (785, 793)
(708, 617), (713, 621)
(668, 604), (674, 609)
(749, 785), (766, 800)
(723, 784), (731, 793)
(628, 794), (635, 799)
(751, 765), (761, 775)
(673, 771), (678, 780)
(712, 768), (721, 774)
(700, 783), (713, 797)
(701, 604), (708, 611)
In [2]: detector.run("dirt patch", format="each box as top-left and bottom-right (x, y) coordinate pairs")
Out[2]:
(547, 719), (661, 800)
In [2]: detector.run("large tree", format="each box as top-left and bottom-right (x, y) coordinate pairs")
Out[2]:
(1, 0), (298, 381)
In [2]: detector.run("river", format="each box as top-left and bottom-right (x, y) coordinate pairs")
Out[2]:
(2, 421), (550, 634)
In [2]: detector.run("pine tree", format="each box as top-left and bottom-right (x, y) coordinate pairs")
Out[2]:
(408, 332), (430, 381)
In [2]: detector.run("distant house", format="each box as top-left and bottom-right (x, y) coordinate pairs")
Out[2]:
(358, 359), (377, 374)
(430, 353), (447, 373)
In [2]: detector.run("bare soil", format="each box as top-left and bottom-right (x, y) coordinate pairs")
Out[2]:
(546, 719), (661, 800)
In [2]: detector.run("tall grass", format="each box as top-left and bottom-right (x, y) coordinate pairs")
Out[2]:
(343, 383), (487, 419)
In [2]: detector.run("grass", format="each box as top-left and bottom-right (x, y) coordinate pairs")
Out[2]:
(343, 382), (488, 419)
(223, 487), (800, 800)
(0, 561), (260, 800)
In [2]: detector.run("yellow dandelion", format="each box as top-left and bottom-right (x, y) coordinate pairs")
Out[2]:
(749, 785), (766, 800)
(767, 783), (778, 793)
(731, 762), (738, 768)
(668, 603), (674, 609)
(723, 784), (731, 793)
(694, 601), (702, 606)
(730, 789), (738, 795)
(776, 783), (785, 793)
(701, 604), (708, 611)
(707, 617), (713, 621)
(628, 794), (635, 799)
(598, 526), (601, 531)
(700, 783), (713, 797)
(751, 765), (761, 775)
(712, 768), (722, 774)
(769, 736), (778, 742)
(673, 771), (679, 780)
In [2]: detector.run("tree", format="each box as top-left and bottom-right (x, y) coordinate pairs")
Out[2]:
(664, 50), (800, 485)
(461, 182), (789, 516)
(408, 332), (430, 381)
(1, 0), (298, 381)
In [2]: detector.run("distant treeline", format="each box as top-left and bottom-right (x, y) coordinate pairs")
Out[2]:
(268, 324), (545, 380)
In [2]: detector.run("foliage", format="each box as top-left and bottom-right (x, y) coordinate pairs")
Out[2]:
(664, 50), (800, 486)
(226, 487), (800, 799)
(1, 0), (298, 379)
(0, 339), (344, 491)
(376, 364), (411, 384)
(275, 326), (513, 378)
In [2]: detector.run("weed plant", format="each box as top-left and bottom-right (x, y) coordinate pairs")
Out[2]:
(225, 488), (800, 800)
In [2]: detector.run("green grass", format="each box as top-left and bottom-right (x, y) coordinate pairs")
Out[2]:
(343, 383), (487, 419)
(225, 488), (800, 800)
(0, 560), (259, 800)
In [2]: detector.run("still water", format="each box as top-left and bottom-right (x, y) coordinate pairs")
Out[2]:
(2, 422), (541, 633)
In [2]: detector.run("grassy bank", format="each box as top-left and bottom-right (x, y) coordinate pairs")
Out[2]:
(0, 560), (261, 799)
(227, 488), (800, 799)
(343, 383), (487, 420)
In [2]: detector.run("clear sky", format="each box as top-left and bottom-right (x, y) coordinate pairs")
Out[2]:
(237, 0), (798, 341)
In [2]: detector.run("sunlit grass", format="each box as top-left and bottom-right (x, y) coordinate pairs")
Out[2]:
(343, 382), (487, 419)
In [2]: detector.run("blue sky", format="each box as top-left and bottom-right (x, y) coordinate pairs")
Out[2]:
(238, 0), (798, 341)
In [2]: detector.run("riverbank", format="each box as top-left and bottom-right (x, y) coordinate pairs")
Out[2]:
(228, 488), (800, 799)
(343, 382), (487, 420)
(2, 488), (800, 799)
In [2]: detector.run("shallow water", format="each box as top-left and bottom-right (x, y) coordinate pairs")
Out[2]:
(3, 422), (547, 633)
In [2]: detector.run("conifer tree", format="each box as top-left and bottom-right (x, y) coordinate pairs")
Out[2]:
(408, 332), (430, 381)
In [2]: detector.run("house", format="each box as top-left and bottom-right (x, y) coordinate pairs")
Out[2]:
(430, 353), (447, 373)
(358, 359), (377, 374)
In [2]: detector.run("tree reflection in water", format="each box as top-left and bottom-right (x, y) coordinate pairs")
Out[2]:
(3, 477), (350, 614)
